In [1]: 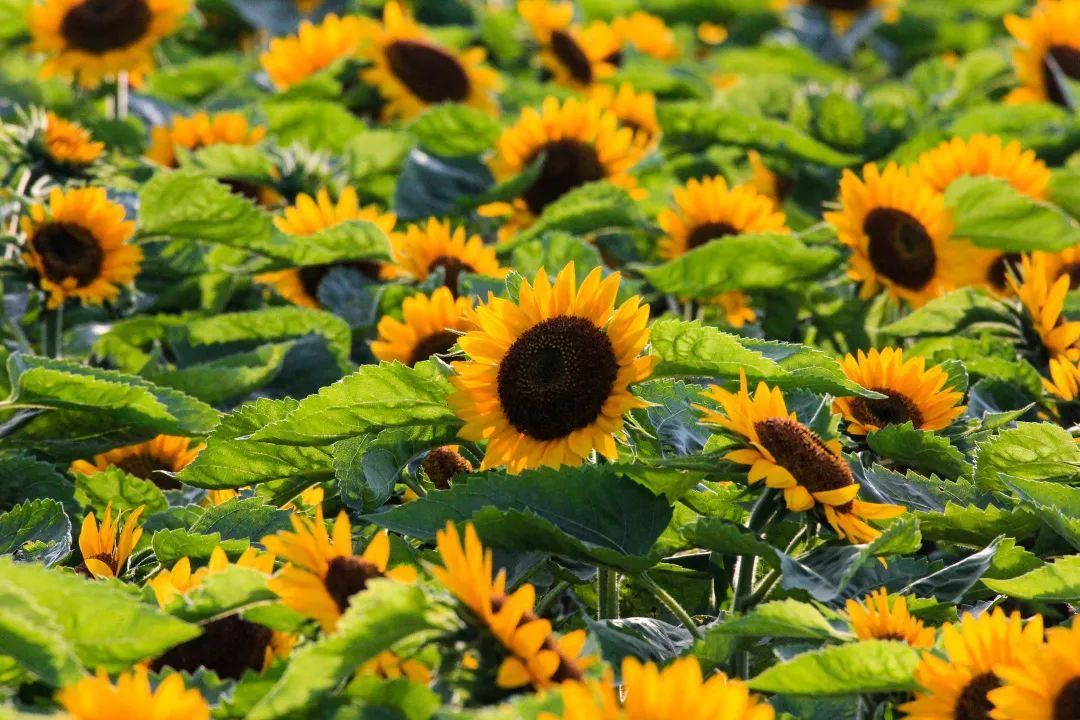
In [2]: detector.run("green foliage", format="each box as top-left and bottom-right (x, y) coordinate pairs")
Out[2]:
(945, 176), (1080, 251)
(748, 641), (920, 695)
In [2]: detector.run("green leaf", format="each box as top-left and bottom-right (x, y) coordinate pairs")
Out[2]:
(336, 425), (458, 512)
(918, 503), (1040, 547)
(512, 182), (647, 246)
(166, 566), (278, 623)
(142, 54), (254, 103)
(866, 423), (971, 479)
(0, 582), (82, 686)
(982, 555), (1080, 602)
(410, 104), (502, 157)
(0, 499), (70, 565)
(683, 518), (779, 568)
(945, 176), (1080, 251)
(265, 99), (370, 153)
(1049, 167), (1080, 219)
(188, 499), (293, 541)
(880, 288), (1013, 338)
(74, 466), (169, 516)
(1001, 476), (1080, 550)
(0, 454), (75, 512)
(715, 599), (849, 641)
(149, 343), (292, 405)
(748, 640), (920, 695)
(181, 144), (275, 184)
(254, 221), (393, 270)
(974, 422), (1080, 490)
(510, 232), (603, 280)
(151, 529), (250, 568)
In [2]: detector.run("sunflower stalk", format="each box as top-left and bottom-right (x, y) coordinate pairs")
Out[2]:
(534, 580), (571, 616)
(635, 571), (702, 640)
(597, 567), (619, 620)
(729, 490), (779, 615)
(44, 304), (64, 358)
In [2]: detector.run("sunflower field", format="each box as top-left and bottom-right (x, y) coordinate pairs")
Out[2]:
(4, 0), (1080, 718)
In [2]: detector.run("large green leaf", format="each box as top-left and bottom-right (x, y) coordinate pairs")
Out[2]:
(253, 221), (392, 270)
(149, 343), (292, 405)
(879, 288), (1013, 338)
(188, 499), (293, 541)
(1002, 476), (1080, 550)
(714, 599), (849, 641)
(74, 466), (169, 516)
(982, 555), (1080, 601)
(974, 423), (1080, 490)
(945, 176), (1080, 251)
(918, 503), (1040, 547)
(410, 104), (502, 157)
(748, 640), (920, 695)
(151, 529), (249, 568)
(511, 182), (648, 246)
(0, 499), (71, 566)
(866, 423), (971, 479)
(0, 454), (75, 513)
(0, 582), (82, 687)
(164, 566), (278, 623)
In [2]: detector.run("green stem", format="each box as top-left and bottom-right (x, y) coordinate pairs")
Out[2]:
(730, 490), (778, 614)
(535, 580), (571, 617)
(399, 472), (427, 499)
(597, 567), (619, 619)
(636, 572), (702, 640)
(745, 569), (780, 607)
(50, 304), (64, 358)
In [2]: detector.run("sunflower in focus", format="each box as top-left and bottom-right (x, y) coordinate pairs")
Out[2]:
(389, 218), (507, 292)
(845, 588), (935, 648)
(146, 111), (266, 168)
(612, 11), (679, 61)
(1004, 0), (1080, 106)
(41, 111), (104, 168)
(1044, 355), (1080, 401)
(989, 621), (1080, 720)
(79, 503), (144, 579)
(262, 507), (416, 632)
(359, 1), (500, 120)
(449, 264), (656, 473)
(29, 0), (189, 88)
(70, 435), (203, 490)
(371, 287), (473, 366)
(833, 348), (966, 435)
(57, 666), (209, 720)
(772, 0), (900, 34)
(696, 372), (905, 543)
(1010, 254), (1080, 361)
(260, 13), (367, 90)
(589, 83), (661, 149)
(20, 187), (141, 309)
(519, 0), (621, 90)
(900, 608), (1044, 720)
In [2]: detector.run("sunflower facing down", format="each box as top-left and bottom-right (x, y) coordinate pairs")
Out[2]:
(989, 621), (1080, 720)
(1004, 0), (1080, 106)
(359, 1), (501, 120)
(260, 13), (367, 90)
(696, 373), (905, 544)
(389, 217), (507, 292)
(833, 348), (966, 435)
(262, 507), (417, 633)
(145, 111), (266, 168)
(519, 1), (620, 90)
(589, 83), (661, 150)
(371, 287), (473, 366)
(449, 264), (656, 473)
(79, 503), (144, 579)
(845, 588), (936, 648)
(41, 111), (104, 168)
(772, 0), (900, 34)
(1010, 254), (1080, 361)
(900, 608), (1045, 720)
(70, 435), (204, 490)
(57, 666), (209, 720)
(29, 0), (190, 88)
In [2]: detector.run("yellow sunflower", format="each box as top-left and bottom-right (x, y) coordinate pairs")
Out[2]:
(389, 217), (507, 291)
(519, 0), (620, 90)
(845, 588), (936, 648)
(899, 608), (1045, 720)
(1045, 355), (1080, 401)
(145, 111), (266, 168)
(29, 0), (189, 88)
(1004, 0), (1080, 106)
(371, 287), (473, 366)
(696, 373), (905, 543)
(433, 522), (593, 690)
(359, 1), (500, 120)
(1036, 243), (1080, 291)
(57, 666), (209, 720)
(256, 188), (398, 309)
(747, 151), (791, 209)
(989, 620), (1080, 720)
(1010, 254), (1080, 361)
(833, 348), (966, 435)
(42, 112), (104, 168)
(697, 22), (730, 46)
(20, 187), (141, 309)
(449, 264), (656, 474)
(589, 83), (661, 150)
(78, 503), (144, 579)
(359, 650), (432, 685)
(914, 134), (1051, 201)
(260, 13), (367, 90)
(70, 434), (203, 489)
(612, 11), (679, 61)
(772, 0), (901, 33)
(262, 507), (417, 633)
(825, 163), (991, 308)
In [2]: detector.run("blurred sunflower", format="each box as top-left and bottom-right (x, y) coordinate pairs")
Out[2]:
(57, 666), (209, 720)
(989, 621), (1080, 720)
(1010, 254), (1080, 361)
(70, 435), (203, 489)
(747, 150), (792, 209)
(260, 13), (367, 90)
(772, 0), (900, 33)
(146, 111), (266, 168)
(1036, 244), (1080, 291)
(1044, 354), (1080, 401)
(612, 11), (679, 61)
(1004, 0), (1080, 106)
(433, 522), (592, 690)
(78, 503), (144, 579)
(28, 0), (189, 88)
(359, 651), (432, 684)
(696, 373), (905, 543)
(42, 111), (104, 169)
(449, 264), (656, 473)
(389, 217), (507, 292)
(589, 83), (660, 149)
(845, 588), (936, 648)
(20, 187), (141, 309)
(371, 287), (473, 366)
(359, 1), (500, 120)
(262, 507), (416, 632)
(900, 608), (1044, 720)
(519, 0), (620, 89)
(833, 348), (966, 435)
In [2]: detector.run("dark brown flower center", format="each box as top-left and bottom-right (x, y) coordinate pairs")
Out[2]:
(753, 417), (855, 496)
(686, 222), (739, 251)
(324, 555), (383, 613)
(297, 261), (384, 303)
(489, 594), (584, 684)
(421, 446), (472, 489)
(114, 453), (181, 490)
(954, 672), (1001, 720)
(550, 30), (593, 85)
(522, 140), (605, 215)
(429, 255), (474, 294)
(60, 0), (152, 54)
(31, 221), (105, 287)
(223, 178), (267, 204)
(497, 315), (618, 442)
(846, 388), (924, 429)
(1054, 677), (1080, 720)
(987, 252), (1023, 292)
(1060, 262), (1080, 291)
(151, 614), (273, 681)
(1042, 45), (1080, 108)
(864, 208), (937, 291)
(810, 0), (872, 10)
(410, 330), (460, 367)
(384, 40), (471, 104)
(89, 551), (119, 575)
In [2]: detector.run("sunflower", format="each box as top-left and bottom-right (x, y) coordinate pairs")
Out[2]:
(70, 435), (203, 490)
(825, 163), (990, 308)
(145, 111), (266, 168)
(260, 13), (367, 90)
(481, 97), (643, 238)
(697, 22), (730, 46)
(42, 112), (104, 168)
(57, 666), (209, 720)
(389, 217), (507, 292)
(78, 503), (144, 579)
(915, 134), (1051, 201)
(899, 608), (1045, 720)
(28, 0), (189, 88)
(989, 621), (1080, 720)
(833, 348), (966, 435)
(371, 287), (473, 366)
(20, 187), (141, 309)
(772, 0), (901, 33)
(359, 1), (500, 120)
(696, 373), (905, 543)
(612, 11), (679, 60)
(360, 651), (432, 684)
(747, 151), (792, 209)
(1009, 254), (1080, 361)
(1044, 355), (1080, 401)
(256, 188), (398, 308)
(433, 522), (592, 690)
(519, 1), (621, 90)
(262, 507), (417, 633)
(449, 264), (656, 473)
(421, 445), (473, 489)
(845, 588), (936, 648)
(1004, 0), (1080, 106)
(541, 657), (775, 720)
(1036, 244), (1080, 291)
(589, 83), (661, 149)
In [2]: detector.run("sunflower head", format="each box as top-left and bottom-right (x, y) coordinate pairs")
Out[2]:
(747, 150), (792, 208)
(773, 0), (900, 34)
(146, 111), (266, 168)
(589, 83), (660, 150)
(371, 287), (472, 366)
(360, 650), (433, 685)
(260, 13), (368, 90)
(519, 0), (620, 89)
(389, 217), (506, 293)
(70, 435), (204, 490)
(1004, 1), (1080, 106)
(449, 263), (656, 474)
(1045, 354), (1080, 401)
(612, 11), (679, 61)
(845, 588), (936, 648)
(41, 111), (104, 168)
(57, 666), (209, 720)
(78, 502), (145, 579)
(989, 620), (1080, 720)
(1010, 253), (1080, 361)
(914, 134), (1051, 201)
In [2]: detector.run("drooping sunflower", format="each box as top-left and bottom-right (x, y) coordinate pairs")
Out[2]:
(1044, 355), (1080, 401)
(359, 1), (501, 120)
(589, 83), (661, 150)
(900, 608), (1045, 720)
(28, 0), (189, 88)
(433, 522), (593, 690)
(825, 163), (990, 308)
(57, 666), (209, 720)
(612, 11), (679, 61)
(696, 373), (905, 544)
(78, 503), (144, 579)
(70, 435), (204, 490)
(145, 111), (266, 168)
(371, 287), (473, 366)
(449, 264), (656, 473)
(256, 188), (398, 308)
(1004, 0), (1080, 106)
(20, 187), (141, 309)
(833, 348), (966, 435)
(989, 621), (1080, 720)
(519, 0), (621, 90)
(262, 507), (417, 633)
(421, 446), (473, 489)
(772, 0), (900, 33)
(389, 217), (507, 292)
(845, 588), (936, 648)
(1010, 254), (1080, 361)
(260, 13), (367, 90)
(42, 112), (104, 168)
